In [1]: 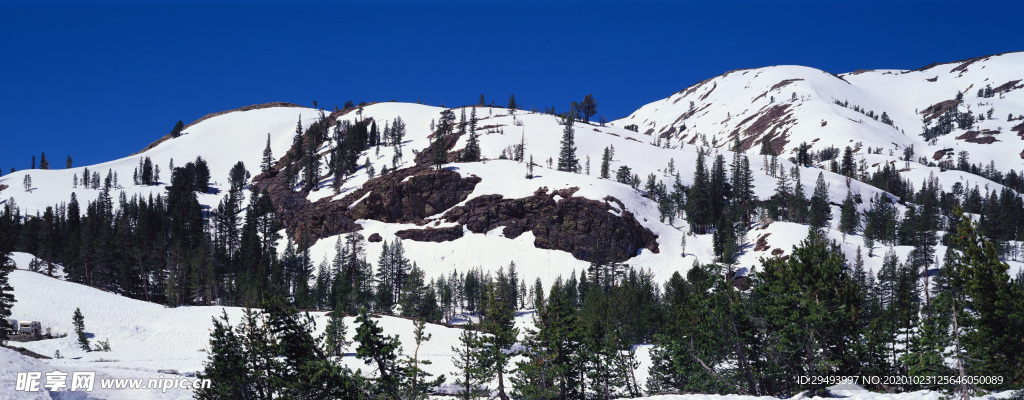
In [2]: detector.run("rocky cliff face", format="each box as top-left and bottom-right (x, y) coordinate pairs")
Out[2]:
(440, 187), (659, 262)
(254, 163), (480, 244)
(250, 108), (658, 263)
(350, 168), (480, 223)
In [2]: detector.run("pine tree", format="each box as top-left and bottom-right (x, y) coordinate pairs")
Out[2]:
(580, 94), (597, 123)
(23, 174), (31, 191)
(355, 308), (407, 399)
(197, 300), (362, 399)
(808, 172), (831, 231)
(841, 146), (855, 177)
(170, 120), (185, 138)
(452, 326), (488, 399)
(687, 151), (711, 233)
(66, 155), (72, 169)
(73, 307), (90, 351)
(403, 318), (444, 400)
(480, 271), (519, 400)
(261, 133), (274, 173)
(752, 231), (861, 394)
(789, 166), (807, 224)
(507, 94), (517, 110)
(39, 152), (49, 169)
(946, 207), (1024, 385)
(839, 189), (860, 235)
(0, 249), (13, 346)
(557, 114), (578, 172)
(600, 147), (611, 179)
(462, 129), (481, 162)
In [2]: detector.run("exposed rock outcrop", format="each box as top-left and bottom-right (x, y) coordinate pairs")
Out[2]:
(441, 187), (659, 262)
(350, 168), (480, 223)
(395, 226), (465, 242)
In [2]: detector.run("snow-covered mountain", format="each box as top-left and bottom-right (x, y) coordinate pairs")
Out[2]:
(2, 51), (1024, 399)
(614, 51), (1024, 173)
(2, 53), (1023, 286)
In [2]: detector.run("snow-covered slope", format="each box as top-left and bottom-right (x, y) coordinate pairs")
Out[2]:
(1, 94), (1019, 287)
(4, 254), (536, 399)
(614, 51), (1024, 173)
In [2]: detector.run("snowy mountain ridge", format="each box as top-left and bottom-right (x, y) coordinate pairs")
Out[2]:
(614, 51), (1024, 173)
(2, 51), (1024, 400)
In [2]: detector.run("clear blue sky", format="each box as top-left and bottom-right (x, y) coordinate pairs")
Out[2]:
(1, 0), (1021, 171)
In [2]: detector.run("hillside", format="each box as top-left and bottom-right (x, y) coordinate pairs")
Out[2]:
(1, 51), (1024, 399)
(614, 51), (1024, 173)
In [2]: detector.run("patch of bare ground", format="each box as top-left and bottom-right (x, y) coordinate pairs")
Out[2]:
(956, 130), (1000, 144)
(920, 99), (962, 124)
(131, 102), (305, 156)
(753, 233), (772, 252)
(1, 345), (51, 359)
(926, 76), (938, 82)
(993, 79), (1023, 94)
(771, 248), (784, 256)
(699, 81), (718, 101)
(769, 78), (804, 92)
(949, 55), (993, 74)
(727, 103), (795, 154)
(0, 184), (7, 192)
(677, 76), (716, 98)
(1014, 122), (1024, 139)
(933, 148), (954, 161)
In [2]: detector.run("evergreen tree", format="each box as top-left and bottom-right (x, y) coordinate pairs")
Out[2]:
(687, 151), (711, 233)
(839, 190), (860, 235)
(708, 154), (728, 224)
(796, 142), (810, 166)
(462, 129), (481, 162)
(73, 307), (90, 351)
(170, 120), (185, 138)
(197, 300), (362, 399)
(513, 279), (585, 399)
(507, 94), (517, 110)
(808, 172), (831, 231)
(452, 326), (488, 399)
(945, 207), (1024, 385)
(479, 270), (519, 400)
(557, 114), (578, 172)
(66, 155), (72, 169)
(789, 167), (807, 224)
(751, 230), (861, 395)
(580, 94), (597, 123)
(600, 147), (611, 179)
(261, 133), (275, 173)
(841, 146), (855, 177)
(39, 152), (49, 169)
(403, 318), (445, 400)
(0, 249), (13, 346)
(355, 308), (407, 399)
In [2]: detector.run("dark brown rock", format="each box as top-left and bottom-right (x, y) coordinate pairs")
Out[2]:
(350, 168), (481, 223)
(395, 226), (464, 242)
(442, 188), (659, 263)
(253, 163), (480, 245)
(367, 233), (383, 242)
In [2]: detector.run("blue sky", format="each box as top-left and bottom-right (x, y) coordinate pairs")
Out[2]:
(1, 0), (1022, 171)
